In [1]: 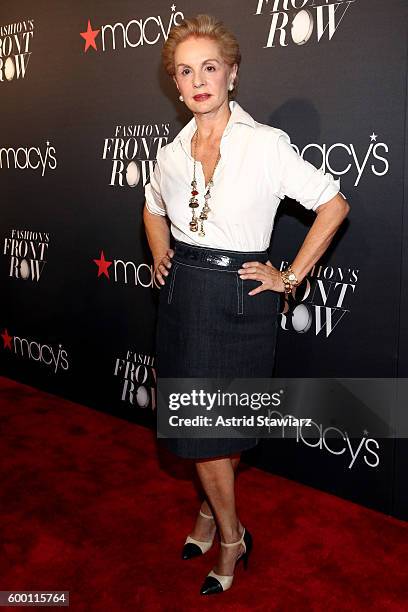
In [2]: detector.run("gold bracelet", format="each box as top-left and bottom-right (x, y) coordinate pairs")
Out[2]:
(280, 265), (299, 295)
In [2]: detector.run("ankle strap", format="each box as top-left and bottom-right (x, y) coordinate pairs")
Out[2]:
(220, 527), (245, 547)
(199, 509), (214, 520)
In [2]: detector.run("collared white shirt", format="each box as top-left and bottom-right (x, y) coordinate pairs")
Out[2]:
(144, 100), (343, 251)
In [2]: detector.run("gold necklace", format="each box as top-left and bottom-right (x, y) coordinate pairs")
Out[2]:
(189, 129), (221, 237)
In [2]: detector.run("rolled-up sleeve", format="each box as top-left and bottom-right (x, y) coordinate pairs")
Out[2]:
(276, 131), (341, 211)
(144, 149), (167, 216)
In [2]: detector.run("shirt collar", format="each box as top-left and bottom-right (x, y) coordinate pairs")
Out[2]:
(171, 99), (255, 152)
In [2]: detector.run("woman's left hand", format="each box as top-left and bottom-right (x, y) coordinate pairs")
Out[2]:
(238, 260), (286, 296)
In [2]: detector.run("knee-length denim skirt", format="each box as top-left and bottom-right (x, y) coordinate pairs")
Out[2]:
(155, 238), (280, 459)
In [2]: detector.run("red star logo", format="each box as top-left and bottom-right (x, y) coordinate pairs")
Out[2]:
(93, 250), (112, 279)
(80, 19), (100, 52)
(1, 328), (13, 350)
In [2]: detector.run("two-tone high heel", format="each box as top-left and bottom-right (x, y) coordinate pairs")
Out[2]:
(182, 509), (216, 560)
(200, 527), (253, 595)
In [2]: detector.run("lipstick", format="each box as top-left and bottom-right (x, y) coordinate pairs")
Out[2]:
(193, 94), (211, 101)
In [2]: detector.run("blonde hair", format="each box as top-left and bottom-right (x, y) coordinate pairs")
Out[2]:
(161, 14), (241, 99)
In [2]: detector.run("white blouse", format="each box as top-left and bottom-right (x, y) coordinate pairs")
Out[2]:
(144, 100), (343, 251)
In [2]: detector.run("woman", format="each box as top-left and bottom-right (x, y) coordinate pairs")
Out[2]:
(143, 14), (350, 596)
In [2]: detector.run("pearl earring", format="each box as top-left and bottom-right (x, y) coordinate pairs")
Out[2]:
(179, 94), (184, 102)
(228, 82), (234, 91)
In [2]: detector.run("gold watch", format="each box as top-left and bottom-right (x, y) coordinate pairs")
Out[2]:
(280, 265), (299, 295)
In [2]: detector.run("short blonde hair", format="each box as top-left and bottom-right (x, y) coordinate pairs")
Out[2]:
(161, 14), (241, 99)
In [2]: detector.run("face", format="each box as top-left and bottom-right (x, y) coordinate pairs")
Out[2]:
(173, 36), (237, 113)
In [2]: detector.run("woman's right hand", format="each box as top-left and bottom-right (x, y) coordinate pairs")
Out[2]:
(154, 248), (175, 286)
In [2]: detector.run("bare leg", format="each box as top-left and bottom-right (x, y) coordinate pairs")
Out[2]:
(195, 455), (245, 575)
(190, 453), (241, 542)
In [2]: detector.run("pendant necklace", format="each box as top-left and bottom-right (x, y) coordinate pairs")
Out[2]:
(188, 129), (221, 237)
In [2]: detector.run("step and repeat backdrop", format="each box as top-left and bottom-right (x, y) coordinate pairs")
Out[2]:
(1, 1), (407, 520)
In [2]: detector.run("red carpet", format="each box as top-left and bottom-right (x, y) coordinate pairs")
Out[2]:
(0, 376), (407, 611)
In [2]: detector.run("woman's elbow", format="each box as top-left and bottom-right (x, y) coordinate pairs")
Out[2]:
(316, 192), (350, 218)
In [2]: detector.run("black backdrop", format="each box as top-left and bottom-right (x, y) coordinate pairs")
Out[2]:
(1, 1), (407, 520)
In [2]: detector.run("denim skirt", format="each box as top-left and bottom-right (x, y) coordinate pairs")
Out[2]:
(155, 239), (280, 459)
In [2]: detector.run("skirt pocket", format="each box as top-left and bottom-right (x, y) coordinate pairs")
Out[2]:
(241, 277), (280, 321)
(167, 262), (179, 305)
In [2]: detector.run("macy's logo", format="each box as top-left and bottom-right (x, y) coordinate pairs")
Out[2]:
(93, 250), (158, 287)
(1, 328), (69, 373)
(80, 5), (184, 53)
(267, 408), (380, 469)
